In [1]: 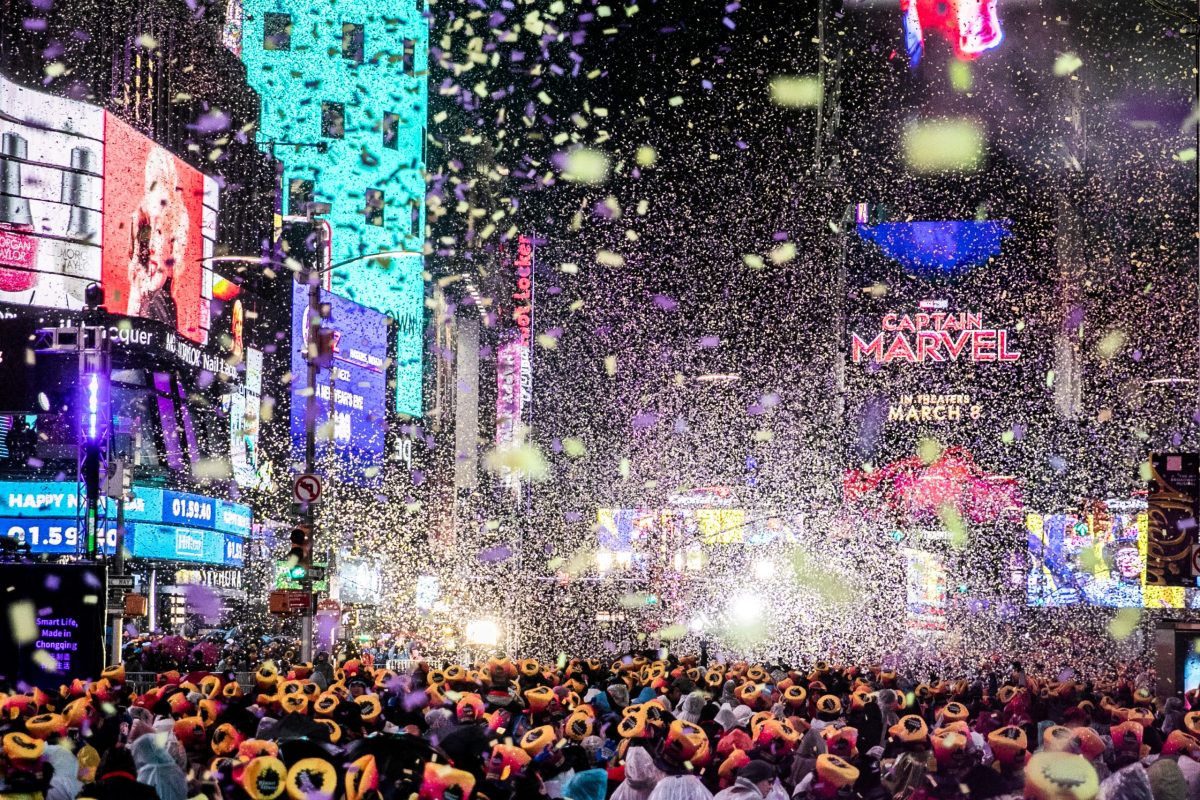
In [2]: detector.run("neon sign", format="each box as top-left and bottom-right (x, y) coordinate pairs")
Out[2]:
(851, 308), (1020, 364)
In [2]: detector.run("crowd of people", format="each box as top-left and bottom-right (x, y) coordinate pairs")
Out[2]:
(0, 653), (1197, 800)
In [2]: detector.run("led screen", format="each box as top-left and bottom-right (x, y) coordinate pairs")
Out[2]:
(101, 114), (218, 344)
(0, 563), (106, 688)
(904, 548), (948, 632)
(0, 75), (104, 310)
(1025, 503), (1189, 609)
(290, 283), (388, 485)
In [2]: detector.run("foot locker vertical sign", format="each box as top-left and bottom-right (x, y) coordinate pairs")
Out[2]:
(1147, 453), (1199, 586)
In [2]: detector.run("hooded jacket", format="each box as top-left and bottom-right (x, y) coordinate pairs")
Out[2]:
(612, 746), (665, 800)
(131, 732), (188, 800)
(42, 745), (82, 800)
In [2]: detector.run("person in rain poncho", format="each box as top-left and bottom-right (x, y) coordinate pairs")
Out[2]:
(41, 745), (81, 800)
(675, 692), (707, 725)
(612, 746), (665, 800)
(130, 730), (187, 800)
(562, 768), (608, 800)
(648, 774), (715, 800)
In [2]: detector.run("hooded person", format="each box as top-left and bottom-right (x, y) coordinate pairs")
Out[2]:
(712, 759), (775, 800)
(78, 746), (161, 800)
(130, 732), (188, 800)
(612, 746), (664, 800)
(714, 705), (743, 734)
(41, 745), (82, 800)
(675, 693), (707, 725)
(563, 768), (608, 800)
(647, 774), (715, 800)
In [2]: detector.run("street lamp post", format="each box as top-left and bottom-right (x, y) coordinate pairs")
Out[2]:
(207, 237), (421, 662)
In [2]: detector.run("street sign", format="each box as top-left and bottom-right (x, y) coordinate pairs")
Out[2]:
(269, 589), (312, 614)
(109, 575), (134, 590)
(306, 566), (327, 581)
(293, 474), (323, 504)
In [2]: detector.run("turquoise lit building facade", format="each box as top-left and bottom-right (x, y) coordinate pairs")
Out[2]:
(233, 0), (427, 416)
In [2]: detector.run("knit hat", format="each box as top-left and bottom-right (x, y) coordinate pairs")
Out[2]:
(1023, 751), (1098, 800)
(739, 759), (775, 785)
(1147, 758), (1188, 800)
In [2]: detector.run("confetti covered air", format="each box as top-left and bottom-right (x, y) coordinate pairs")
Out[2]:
(0, 0), (1197, 796)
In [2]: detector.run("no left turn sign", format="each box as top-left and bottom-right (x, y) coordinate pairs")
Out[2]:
(293, 474), (323, 504)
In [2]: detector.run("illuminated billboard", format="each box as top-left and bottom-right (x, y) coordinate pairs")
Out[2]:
(0, 74), (219, 344)
(1025, 501), (1190, 609)
(0, 75), (104, 309)
(236, 0), (427, 416)
(101, 114), (217, 344)
(290, 284), (388, 486)
(904, 548), (948, 632)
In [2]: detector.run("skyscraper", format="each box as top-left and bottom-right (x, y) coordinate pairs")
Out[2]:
(233, 0), (428, 416)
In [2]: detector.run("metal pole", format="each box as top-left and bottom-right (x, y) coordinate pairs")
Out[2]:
(302, 278), (320, 663)
(112, 493), (125, 660)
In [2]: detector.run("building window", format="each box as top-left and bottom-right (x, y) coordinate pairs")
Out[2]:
(365, 189), (385, 227)
(402, 39), (415, 74)
(263, 12), (291, 51)
(410, 201), (420, 236)
(341, 23), (364, 63)
(289, 179), (314, 214)
(382, 112), (399, 149)
(321, 102), (344, 138)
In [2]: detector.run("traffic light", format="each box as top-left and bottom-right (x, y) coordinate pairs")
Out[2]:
(286, 525), (312, 580)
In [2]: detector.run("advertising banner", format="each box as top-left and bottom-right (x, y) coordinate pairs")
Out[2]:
(0, 480), (248, 565)
(843, 220), (1051, 475)
(0, 563), (106, 688)
(0, 76), (219, 342)
(903, 547), (948, 632)
(495, 234), (534, 495)
(231, 347), (268, 488)
(0, 75), (105, 310)
(1025, 501), (1188, 608)
(101, 114), (217, 344)
(289, 283), (388, 486)
(1147, 453), (1200, 587)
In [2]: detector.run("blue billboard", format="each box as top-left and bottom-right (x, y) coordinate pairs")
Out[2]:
(0, 481), (249, 566)
(290, 283), (389, 486)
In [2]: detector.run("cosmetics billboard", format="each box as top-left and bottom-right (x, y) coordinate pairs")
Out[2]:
(0, 75), (219, 343)
(0, 75), (105, 310)
(101, 114), (218, 345)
